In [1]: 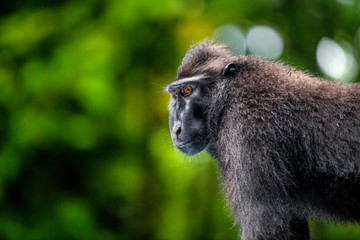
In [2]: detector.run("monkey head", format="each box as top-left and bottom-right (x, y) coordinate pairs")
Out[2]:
(166, 41), (237, 156)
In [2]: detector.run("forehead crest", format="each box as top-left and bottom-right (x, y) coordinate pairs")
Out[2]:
(177, 40), (234, 79)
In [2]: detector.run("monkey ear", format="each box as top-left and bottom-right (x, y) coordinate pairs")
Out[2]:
(222, 62), (237, 77)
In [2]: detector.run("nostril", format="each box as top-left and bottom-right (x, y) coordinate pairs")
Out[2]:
(176, 127), (181, 136)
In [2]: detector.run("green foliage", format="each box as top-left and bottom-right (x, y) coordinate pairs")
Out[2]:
(0, 0), (359, 239)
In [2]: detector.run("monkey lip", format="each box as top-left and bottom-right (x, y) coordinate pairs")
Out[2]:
(177, 141), (202, 156)
(177, 141), (194, 149)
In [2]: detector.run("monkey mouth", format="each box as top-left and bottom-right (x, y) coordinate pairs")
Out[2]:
(176, 138), (209, 156)
(177, 142), (199, 156)
(177, 141), (193, 149)
(177, 140), (198, 153)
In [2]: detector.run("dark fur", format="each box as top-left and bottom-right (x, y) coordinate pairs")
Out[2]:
(167, 40), (360, 240)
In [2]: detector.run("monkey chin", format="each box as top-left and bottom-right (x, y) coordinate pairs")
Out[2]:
(175, 140), (209, 156)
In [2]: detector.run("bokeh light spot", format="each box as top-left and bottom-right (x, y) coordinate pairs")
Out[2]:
(337, 0), (356, 6)
(316, 37), (358, 82)
(213, 24), (247, 55)
(316, 38), (346, 79)
(246, 25), (284, 59)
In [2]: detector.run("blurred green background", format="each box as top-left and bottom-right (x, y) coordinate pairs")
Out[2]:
(1, 0), (360, 239)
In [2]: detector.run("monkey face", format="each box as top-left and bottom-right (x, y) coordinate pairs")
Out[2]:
(166, 41), (239, 156)
(166, 75), (211, 156)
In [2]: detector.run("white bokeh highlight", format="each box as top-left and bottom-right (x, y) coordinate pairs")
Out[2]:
(213, 24), (247, 55)
(316, 38), (346, 79)
(246, 26), (284, 59)
(316, 37), (358, 82)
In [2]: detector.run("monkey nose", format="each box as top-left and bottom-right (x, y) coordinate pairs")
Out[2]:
(176, 126), (181, 136)
(172, 122), (182, 141)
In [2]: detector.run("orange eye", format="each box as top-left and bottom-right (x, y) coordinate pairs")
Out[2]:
(174, 90), (178, 97)
(184, 86), (192, 95)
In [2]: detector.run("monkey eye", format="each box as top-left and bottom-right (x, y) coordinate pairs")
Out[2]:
(183, 86), (192, 95)
(173, 90), (178, 97)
